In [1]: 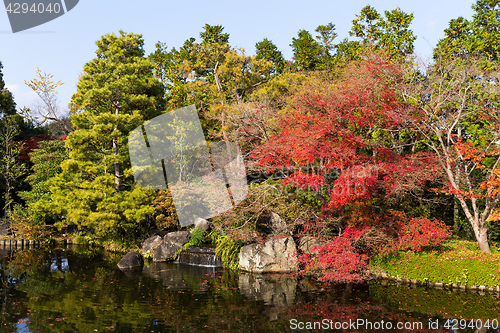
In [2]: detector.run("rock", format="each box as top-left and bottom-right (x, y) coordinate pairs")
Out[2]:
(165, 231), (190, 247)
(153, 239), (181, 262)
(239, 236), (298, 273)
(298, 236), (325, 254)
(141, 235), (163, 254)
(257, 212), (291, 236)
(117, 251), (144, 269)
(269, 212), (291, 235)
(153, 231), (191, 262)
(193, 217), (211, 232)
(0, 222), (9, 237)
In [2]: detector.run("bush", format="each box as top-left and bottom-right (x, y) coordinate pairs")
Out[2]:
(396, 217), (451, 252)
(8, 205), (55, 240)
(150, 189), (179, 232)
(297, 227), (370, 283)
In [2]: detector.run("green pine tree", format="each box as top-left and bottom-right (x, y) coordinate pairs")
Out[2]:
(44, 31), (165, 238)
(0, 61), (17, 117)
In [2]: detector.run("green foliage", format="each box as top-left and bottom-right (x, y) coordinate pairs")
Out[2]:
(0, 61), (17, 117)
(174, 227), (206, 258)
(211, 231), (244, 269)
(435, 0), (500, 62)
(19, 139), (67, 223)
(41, 31), (164, 239)
(349, 5), (416, 58)
(255, 38), (285, 75)
(371, 240), (500, 287)
(0, 115), (27, 217)
(187, 226), (206, 247)
(290, 30), (322, 71)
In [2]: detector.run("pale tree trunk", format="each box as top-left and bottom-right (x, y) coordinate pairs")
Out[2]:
(113, 105), (120, 193)
(457, 198), (491, 252)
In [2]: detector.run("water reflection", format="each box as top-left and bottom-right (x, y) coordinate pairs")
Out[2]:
(0, 246), (499, 332)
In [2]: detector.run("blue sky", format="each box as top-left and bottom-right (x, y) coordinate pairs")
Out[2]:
(1, 0), (475, 115)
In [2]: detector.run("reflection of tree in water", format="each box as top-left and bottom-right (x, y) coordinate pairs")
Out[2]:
(1, 247), (499, 332)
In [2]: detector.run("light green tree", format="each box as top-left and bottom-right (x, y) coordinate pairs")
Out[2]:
(0, 115), (26, 217)
(349, 5), (416, 59)
(435, 0), (500, 62)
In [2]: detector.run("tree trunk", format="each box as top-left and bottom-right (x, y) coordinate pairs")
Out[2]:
(113, 103), (120, 193)
(113, 135), (120, 193)
(453, 199), (460, 235)
(477, 226), (491, 253)
(458, 198), (491, 253)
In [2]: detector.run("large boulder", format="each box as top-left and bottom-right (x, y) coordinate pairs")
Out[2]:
(239, 236), (298, 273)
(117, 251), (144, 269)
(165, 231), (190, 247)
(141, 235), (163, 254)
(154, 231), (191, 262)
(298, 236), (325, 254)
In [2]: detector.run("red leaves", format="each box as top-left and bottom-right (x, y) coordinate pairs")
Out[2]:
(253, 58), (434, 217)
(395, 217), (451, 252)
(19, 134), (52, 161)
(297, 227), (371, 283)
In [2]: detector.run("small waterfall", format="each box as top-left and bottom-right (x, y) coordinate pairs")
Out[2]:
(177, 245), (223, 268)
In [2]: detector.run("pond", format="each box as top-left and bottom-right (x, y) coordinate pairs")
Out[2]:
(1, 245), (500, 332)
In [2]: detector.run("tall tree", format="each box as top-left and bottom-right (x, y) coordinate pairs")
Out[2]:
(314, 23), (338, 69)
(435, 0), (500, 62)
(0, 115), (26, 217)
(255, 38), (285, 75)
(290, 30), (322, 71)
(398, 55), (500, 252)
(0, 61), (17, 117)
(149, 25), (272, 141)
(44, 31), (164, 237)
(349, 5), (416, 58)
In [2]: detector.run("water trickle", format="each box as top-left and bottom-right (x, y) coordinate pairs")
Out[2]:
(177, 245), (223, 267)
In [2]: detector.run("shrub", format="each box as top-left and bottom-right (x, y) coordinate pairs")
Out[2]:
(150, 189), (179, 232)
(396, 217), (451, 252)
(297, 227), (370, 283)
(8, 205), (55, 241)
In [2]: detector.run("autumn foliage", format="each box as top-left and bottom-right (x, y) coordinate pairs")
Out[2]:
(395, 217), (452, 252)
(298, 227), (370, 282)
(253, 56), (440, 218)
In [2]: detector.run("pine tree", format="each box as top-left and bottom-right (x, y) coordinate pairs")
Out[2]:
(0, 61), (17, 117)
(45, 31), (165, 238)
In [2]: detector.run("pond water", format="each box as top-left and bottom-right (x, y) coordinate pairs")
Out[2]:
(1, 245), (500, 332)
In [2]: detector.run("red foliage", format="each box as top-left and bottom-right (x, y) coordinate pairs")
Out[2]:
(253, 57), (437, 218)
(298, 227), (370, 283)
(395, 217), (451, 252)
(19, 134), (52, 161)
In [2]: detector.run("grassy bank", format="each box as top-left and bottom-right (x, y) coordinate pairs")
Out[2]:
(370, 240), (500, 287)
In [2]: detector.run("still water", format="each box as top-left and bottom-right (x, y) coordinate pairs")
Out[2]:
(1, 245), (500, 332)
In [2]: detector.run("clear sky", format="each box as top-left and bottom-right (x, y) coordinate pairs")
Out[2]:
(1, 0), (475, 115)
